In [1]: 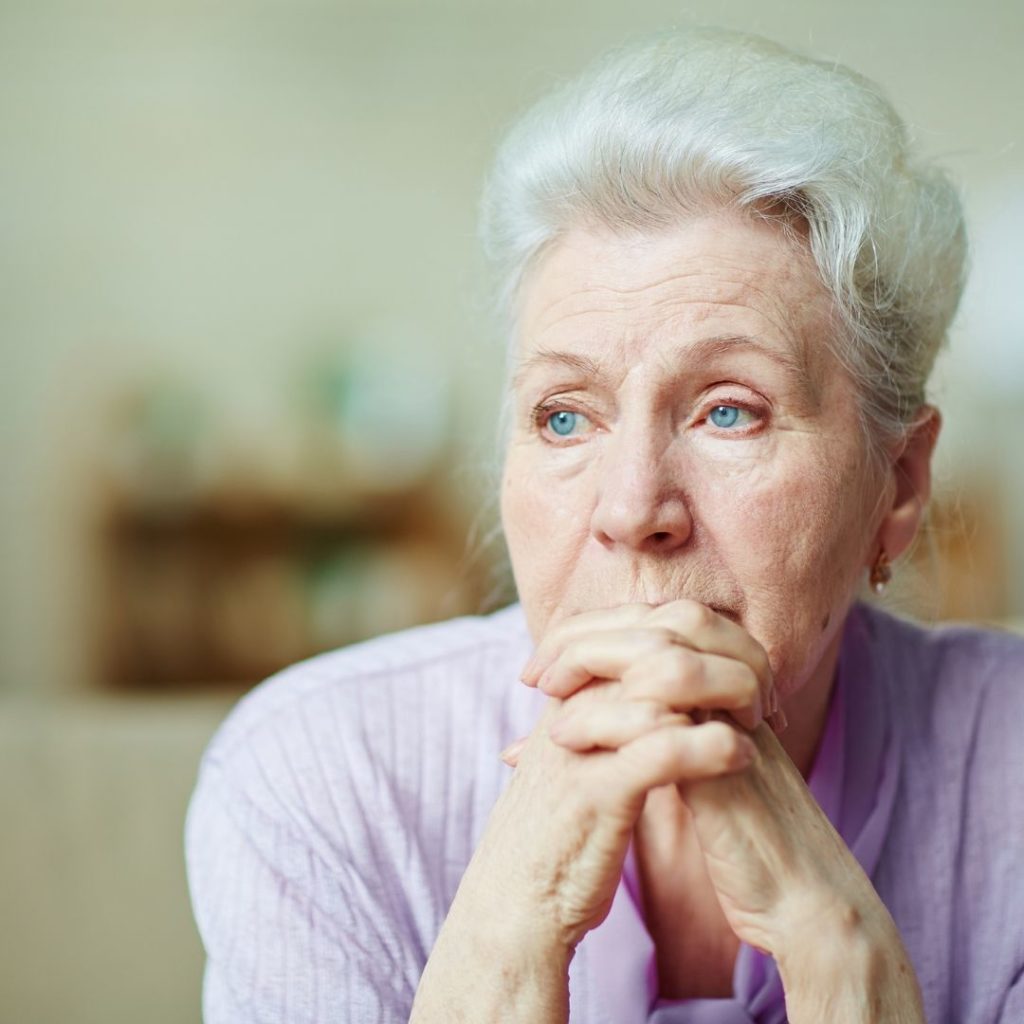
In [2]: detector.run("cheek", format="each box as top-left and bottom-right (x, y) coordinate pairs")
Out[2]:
(500, 453), (587, 581)
(501, 456), (546, 551)
(697, 446), (874, 684)
(710, 443), (867, 577)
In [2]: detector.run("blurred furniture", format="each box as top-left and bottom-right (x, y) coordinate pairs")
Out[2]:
(100, 484), (489, 689)
(96, 343), (489, 691)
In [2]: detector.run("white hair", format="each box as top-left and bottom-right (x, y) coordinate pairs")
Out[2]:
(479, 28), (968, 455)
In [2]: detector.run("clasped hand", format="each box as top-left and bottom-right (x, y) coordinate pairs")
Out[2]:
(493, 601), (875, 960)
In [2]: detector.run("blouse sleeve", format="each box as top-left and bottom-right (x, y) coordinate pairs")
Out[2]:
(185, 760), (420, 1024)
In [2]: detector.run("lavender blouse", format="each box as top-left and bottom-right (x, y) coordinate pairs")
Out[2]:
(186, 602), (1024, 1022)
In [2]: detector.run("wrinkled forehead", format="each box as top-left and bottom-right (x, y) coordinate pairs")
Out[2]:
(510, 214), (836, 388)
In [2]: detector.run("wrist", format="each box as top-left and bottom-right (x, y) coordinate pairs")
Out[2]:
(449, 892), (576, 976)
(451, 843), (580, 960)
(413, 914), (572, 1024)
(411, 870), (574, 1024)
(776, 897), (924, 1024)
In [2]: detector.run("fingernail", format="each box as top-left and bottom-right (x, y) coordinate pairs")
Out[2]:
(537, 668), (554, 693)
(500, 738), (527, 765)
(771, 708), (788, 735)
(521, 654), (540, 684)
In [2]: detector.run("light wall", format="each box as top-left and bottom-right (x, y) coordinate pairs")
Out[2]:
(2, 0), (1022, 695)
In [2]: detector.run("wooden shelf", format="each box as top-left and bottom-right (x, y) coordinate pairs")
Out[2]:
(99, 484), (486, 690)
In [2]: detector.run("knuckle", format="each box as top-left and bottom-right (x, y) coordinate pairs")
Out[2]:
(649, 626), (680, 650)
(677, 648), (705, 688)
(665, 645), (695, 675)
(620, 661), (642, 689)
(670, 598), (712, 632)
(709, 724), (748, 767)
(561, 637), (588, 667)
(560, 635), (582, 658)
(737, 668), (760, 706)
(581, 677), (620, 704)
(635, 701), (665, 728)
(542, 620), (571, 649)
(650, 731), (682, 773)
(635, 646), (700, 700)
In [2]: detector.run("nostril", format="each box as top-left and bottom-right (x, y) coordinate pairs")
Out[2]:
(652, 532), (671, 544)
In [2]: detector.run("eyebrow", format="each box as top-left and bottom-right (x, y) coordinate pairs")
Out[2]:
(512, 350), (608, 391)
(512, 333), (815, 396)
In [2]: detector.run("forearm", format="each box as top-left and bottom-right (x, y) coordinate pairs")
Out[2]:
(777, 900), (925, 1024)
(409, 882), (572, 1024)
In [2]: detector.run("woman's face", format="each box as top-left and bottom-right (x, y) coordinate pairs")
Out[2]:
(501, 210), (887, 697)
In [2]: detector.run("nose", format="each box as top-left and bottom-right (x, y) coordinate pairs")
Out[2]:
(589, 430), (693, 554)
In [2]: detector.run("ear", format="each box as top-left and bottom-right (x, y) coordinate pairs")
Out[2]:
(873, 406), (942, 564)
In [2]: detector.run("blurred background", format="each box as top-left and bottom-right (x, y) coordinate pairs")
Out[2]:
(1, 0), (1021, 1020)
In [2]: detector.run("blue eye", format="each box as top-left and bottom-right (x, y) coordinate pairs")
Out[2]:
(709, 404), (746, 429)
(547, 410), (581, 436)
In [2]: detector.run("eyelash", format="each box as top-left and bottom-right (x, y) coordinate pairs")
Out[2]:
(701, 397), (768, 434)
(530, 400), (592, 442)
(530, 395), (768, 442)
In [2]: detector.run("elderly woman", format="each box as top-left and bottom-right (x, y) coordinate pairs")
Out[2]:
(186, 28), (1024, 1024)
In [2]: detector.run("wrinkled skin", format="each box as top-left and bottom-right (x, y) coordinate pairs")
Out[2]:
(502, 211), (886, 705)
(499, 209), (934, 980)
(411, 209), (935, 1019)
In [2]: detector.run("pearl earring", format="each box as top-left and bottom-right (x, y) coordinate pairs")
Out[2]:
(870, 549), (892, 594)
